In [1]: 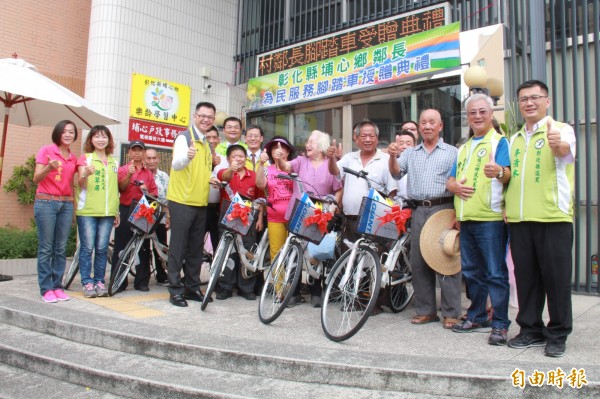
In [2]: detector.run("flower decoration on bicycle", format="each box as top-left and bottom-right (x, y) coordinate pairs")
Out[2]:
(357, 189), (410, 241)
(220, 193), (258, 235)
(288, 193), (335, 244)
(128, 195), (165, 234)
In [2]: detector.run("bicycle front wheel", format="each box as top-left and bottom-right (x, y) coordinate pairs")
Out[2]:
(321, 245), (381, 342)
(387, 240), (413, 313)
(201, 233), (234, 311)
(62, 244), (80, 290)
(109, 235), (144, 296)
(258, 241), (302, 324)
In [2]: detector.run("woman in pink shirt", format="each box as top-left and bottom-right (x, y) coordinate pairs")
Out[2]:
(256, 136), (295, 269)
(33, 120), (79, 303)
(275, 130), (343, 307)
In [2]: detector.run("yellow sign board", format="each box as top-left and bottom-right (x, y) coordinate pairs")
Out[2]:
(129, 73), (190, 127)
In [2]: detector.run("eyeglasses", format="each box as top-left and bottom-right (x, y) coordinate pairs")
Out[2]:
(518, 95), (548, 104)
(358, 134), (377, 139)
(195, 113), (215, 120)
(467, 109), (491, 117)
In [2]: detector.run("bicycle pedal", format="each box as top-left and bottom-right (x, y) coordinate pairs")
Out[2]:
(389, 270), (405, 279)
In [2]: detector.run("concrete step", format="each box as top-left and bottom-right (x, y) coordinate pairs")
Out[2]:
(0, 297), (496, 398)
(0, 294), (598, 399)
(0, 322), (439, 399)
(0, 362), (126, 399)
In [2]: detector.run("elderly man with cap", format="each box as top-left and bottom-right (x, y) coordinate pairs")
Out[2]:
(388, 108), (461, 329)
(446, 94), (511, 345)
(110, 140), (158, 293)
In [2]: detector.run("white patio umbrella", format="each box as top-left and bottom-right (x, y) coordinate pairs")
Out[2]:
(0, 57), (120, 182)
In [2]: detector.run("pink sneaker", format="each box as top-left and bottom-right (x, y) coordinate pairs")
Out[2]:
(53, 289), (70, 301)
(42, 290), (58, 303)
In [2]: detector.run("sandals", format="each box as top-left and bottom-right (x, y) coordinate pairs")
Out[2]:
(410, 314), (440, 325)
(443, 317), (461, 329)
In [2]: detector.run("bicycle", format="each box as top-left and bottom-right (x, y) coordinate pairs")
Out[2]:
(258, 173), (340, 324)
(321, 167), (413, 342)
(62, 241), (114, 290)
(201, 184), (270, 311)
(108, 188), (168, 296)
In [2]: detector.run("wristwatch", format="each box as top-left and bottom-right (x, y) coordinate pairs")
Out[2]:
(496, 166), (505, 180)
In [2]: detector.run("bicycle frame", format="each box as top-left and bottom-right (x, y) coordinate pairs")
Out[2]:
(379, 231), (411, 287)
(277, 172), (339, 280)
(234, 227), (269, 273)
(338, 166), (412, 288)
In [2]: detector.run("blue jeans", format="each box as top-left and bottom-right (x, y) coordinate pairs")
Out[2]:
(34, 199), (74, 295)
(460, 221), (510, 329)
(76, 216), (114, 286)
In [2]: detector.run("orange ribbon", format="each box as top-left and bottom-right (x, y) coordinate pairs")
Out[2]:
(227, 203), (251, 226)
(304, 209), (333, 234)
(134, 203), (155, 224)
(376, 205), (411, 235)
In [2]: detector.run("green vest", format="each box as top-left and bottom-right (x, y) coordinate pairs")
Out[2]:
(215, 141), (247, 157)
(505, 120), (574, 223)
(167, 128), (212, 206)
(454, 129), (504, 221)
(76, 153), (120, 217)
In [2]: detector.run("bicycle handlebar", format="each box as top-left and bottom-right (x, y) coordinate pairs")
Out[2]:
(133, 180), (167, 207)
(341, 167), (393, 196)
(276, 173), (338, 206)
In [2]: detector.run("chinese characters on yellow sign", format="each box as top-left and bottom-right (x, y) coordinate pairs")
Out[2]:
(247, 4), (459, 111)
(129, 73), (191, 147)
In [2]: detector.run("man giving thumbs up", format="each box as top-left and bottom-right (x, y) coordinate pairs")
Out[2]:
(505, 80), (576, 358)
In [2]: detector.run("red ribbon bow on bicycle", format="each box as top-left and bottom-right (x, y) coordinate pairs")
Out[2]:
(304, 209), (333, 234)
(227, 203), (251, 226)
(376, 205), (411, 235)
(134, 203), (155, 224)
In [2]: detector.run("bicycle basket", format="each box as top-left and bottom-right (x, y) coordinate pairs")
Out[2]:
(357, 196), (410, 242)
(219, 198), (258, 235)
(128, 195), (165, 234)
(287, 196), (334, 244)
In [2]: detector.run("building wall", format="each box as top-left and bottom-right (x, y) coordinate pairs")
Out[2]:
(1, 0), (246, 230)
(85, 0), (245, 157)
(0, 0), (91, 229)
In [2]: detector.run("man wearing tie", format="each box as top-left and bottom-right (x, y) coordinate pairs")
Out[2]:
(166, 102), (214, 307)
(244, 124), (264, 171)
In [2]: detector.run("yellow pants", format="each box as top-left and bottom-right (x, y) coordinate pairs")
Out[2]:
(268, 222), (288, 296)
(268, 221), (288, 262)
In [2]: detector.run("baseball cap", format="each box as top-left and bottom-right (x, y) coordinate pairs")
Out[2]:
(129, 140), (146, 150)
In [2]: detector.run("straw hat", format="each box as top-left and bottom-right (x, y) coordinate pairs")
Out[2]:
(420, 209), (461, 275)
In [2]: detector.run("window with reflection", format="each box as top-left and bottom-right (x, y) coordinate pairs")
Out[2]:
(293, 109), (342, 149)
(250, 112), (290, 144)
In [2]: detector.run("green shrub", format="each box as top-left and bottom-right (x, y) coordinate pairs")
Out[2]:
(0, 225), (77, 259)
(3, 155), (37, 205)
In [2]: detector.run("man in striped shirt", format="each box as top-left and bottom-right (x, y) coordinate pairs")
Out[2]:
(388, 108), (461, 330)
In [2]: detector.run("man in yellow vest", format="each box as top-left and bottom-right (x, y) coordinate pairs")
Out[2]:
(446, 93), (511, 345)
(505, 80), (576, 357)
(166, 102), (215, 307)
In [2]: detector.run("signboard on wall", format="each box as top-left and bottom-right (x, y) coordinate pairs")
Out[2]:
(128, 73), (191, 147)
(247, 4), (460, 111)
